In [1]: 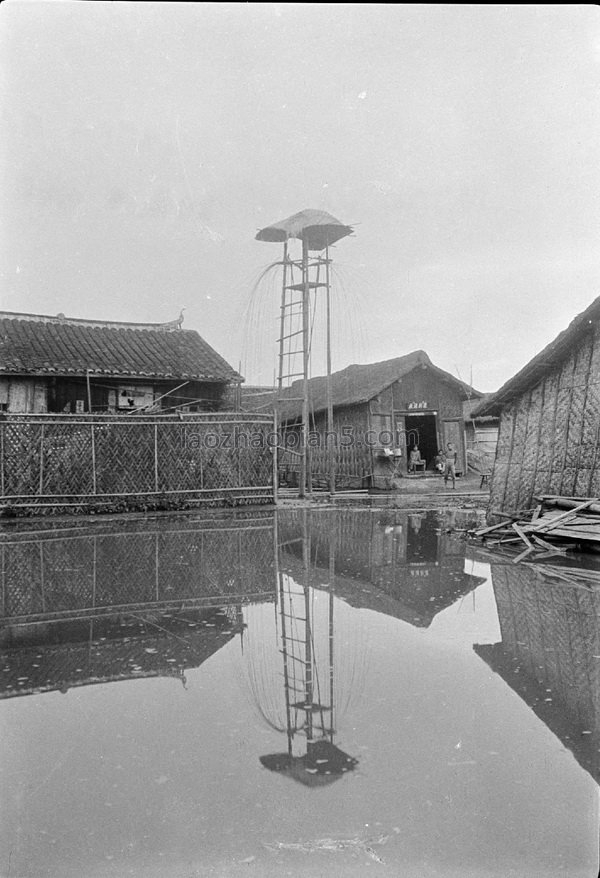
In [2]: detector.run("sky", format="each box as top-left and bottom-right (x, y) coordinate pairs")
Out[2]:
(1, 2), (599, 392)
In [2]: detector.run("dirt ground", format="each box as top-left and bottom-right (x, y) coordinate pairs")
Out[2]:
(278, 470), (491, 511)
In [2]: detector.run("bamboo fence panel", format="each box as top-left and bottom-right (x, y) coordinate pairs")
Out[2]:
(278, 440), (370, 489)
(0, 414), (275, 513)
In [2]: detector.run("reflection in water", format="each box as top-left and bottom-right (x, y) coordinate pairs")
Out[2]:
(278, 507), (487, 627)
(0, 513), (276, 697)
(1, 507), (598, 877)
(257, 510), (360, 786)
(0, 509), (488, 704)
(245, 508), (488, 787)
(475, 561), (600, 784)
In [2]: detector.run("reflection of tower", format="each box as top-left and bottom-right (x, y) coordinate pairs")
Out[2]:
(256, 210), (354, 497)
(256, 509), (358, 786)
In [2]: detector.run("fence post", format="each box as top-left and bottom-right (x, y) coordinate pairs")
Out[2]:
(92, 536), (97, 610)
(0, 423), (4, 497)
(273, 412), (278, 503)
(199, 426), (204, 488)
(90, 422), (97, 494)
(39, 424), (45, 495)
(1, 545), (5, 618)
(39, 542), (45, 612)
(155, 532), (160, 600)
(154, 423), (159, 492)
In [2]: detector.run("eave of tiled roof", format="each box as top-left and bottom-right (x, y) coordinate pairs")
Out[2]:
(0, 311), (241, 382)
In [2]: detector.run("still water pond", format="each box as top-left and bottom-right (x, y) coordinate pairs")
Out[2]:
(1, 507), (598, 878)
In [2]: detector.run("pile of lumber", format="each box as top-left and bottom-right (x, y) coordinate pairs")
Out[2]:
(470, 495), (600, 565)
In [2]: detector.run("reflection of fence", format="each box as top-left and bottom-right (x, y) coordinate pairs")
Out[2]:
(0, 413), (276, 512)
(0, 515), (276, 625)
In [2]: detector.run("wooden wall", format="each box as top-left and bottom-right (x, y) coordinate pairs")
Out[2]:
(0, 378), (47, 413)
(0, 377), (227, 414)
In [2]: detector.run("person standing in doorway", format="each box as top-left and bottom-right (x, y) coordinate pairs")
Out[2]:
(443, 442), (457, 489)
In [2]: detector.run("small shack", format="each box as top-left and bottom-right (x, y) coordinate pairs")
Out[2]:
(0, 311), (241, 413)
(277, 351), (482, 489)
(463, 396), (499, 473)
(471, 296), (600, 514)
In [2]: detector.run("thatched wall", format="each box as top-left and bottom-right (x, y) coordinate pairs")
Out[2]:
(489, 323), (600, 514)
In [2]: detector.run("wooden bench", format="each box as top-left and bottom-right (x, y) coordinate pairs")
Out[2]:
(479, 472), (491, 489)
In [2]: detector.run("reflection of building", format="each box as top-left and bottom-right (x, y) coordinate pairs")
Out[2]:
(0, 607), (241, 699)
(278, 508), (486, 628)
(0, 514), (276, 699)
(474, 563), (600, 783)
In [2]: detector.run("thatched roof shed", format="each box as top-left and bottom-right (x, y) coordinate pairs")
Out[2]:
(473, 296), (600, 514)
(278, 350), (479, 423)
(472, 296), (600, 418)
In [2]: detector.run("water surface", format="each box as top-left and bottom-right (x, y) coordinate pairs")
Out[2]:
(1, 507), (598, 877)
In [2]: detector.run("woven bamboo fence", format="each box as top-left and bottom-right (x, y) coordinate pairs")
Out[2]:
(278, 442), (372, 489)
(489, 326), (600, 515)
(0, 413), (276, 514)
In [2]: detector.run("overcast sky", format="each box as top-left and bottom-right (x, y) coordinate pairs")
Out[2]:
(1, 3), (599, 391)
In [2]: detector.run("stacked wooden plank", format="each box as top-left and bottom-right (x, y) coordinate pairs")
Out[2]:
(470, 495), (600, 566)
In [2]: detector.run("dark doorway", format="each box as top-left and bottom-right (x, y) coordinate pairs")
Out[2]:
(403, 414), (438, 471)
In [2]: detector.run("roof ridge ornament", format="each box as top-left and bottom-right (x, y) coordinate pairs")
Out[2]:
(162, 308), (185, 331)
(0, 310), (187, 332)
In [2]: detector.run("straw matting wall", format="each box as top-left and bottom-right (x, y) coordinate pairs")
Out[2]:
(489, 323), (600, 513)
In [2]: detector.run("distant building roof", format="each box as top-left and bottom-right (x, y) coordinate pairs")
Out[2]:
(0, 311), (241, 382)
(463, 395), (498, 423)
(472, 295), (600, 418)
(239, 385), (277, 413)
(277, 350), (482, 422)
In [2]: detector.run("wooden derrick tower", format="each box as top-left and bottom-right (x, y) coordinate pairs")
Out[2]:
(255, 210), (354, 497)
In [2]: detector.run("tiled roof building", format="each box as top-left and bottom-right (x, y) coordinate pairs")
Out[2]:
(0, 311), (241, 413)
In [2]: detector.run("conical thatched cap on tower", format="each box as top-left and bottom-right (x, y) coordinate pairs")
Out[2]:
(255, 209), (353, 251)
